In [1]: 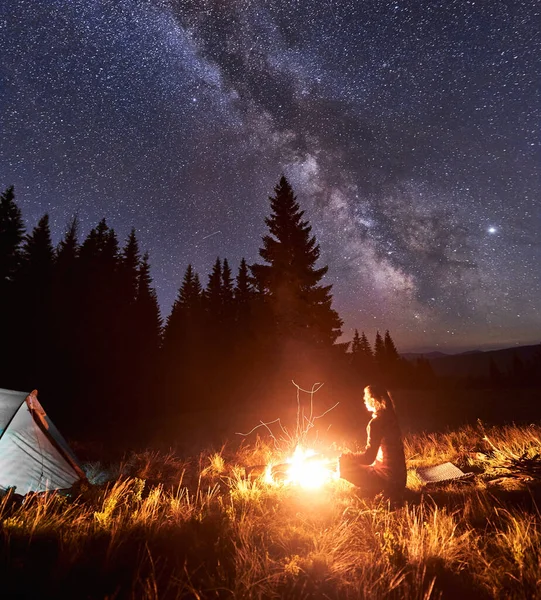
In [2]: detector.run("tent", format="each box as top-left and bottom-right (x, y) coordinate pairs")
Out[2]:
(0, 388), (84, 494)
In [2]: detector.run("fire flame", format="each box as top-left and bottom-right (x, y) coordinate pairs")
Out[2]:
(266, 445), (339, 489)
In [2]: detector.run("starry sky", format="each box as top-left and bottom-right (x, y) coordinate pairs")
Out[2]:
(1, 0), (539, 352)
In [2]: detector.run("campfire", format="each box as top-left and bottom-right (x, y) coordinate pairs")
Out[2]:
(264, 445), (339, 489)
(240, 382), (341, 489)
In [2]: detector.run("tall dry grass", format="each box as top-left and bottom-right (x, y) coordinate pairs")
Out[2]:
(0, 422), (540, 598)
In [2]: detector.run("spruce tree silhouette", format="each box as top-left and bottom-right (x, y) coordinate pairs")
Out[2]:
(351, 329), (361, 355)
(136, 253), (162, 357)
(16, 214), (55, 390)
(162, 265), (204, 412)
(234, 257), (254, 323)
(384, 330), (399, 363)
(0, 186), (25, 386)
(120, 229), (141, 304)
(77, 219), (121, 435)
(52, 217), (80, 426)
(351, 329), (375, 384)
(205, 257), (223, 321)
(359, 331), (373, 362)
(374, 331), (386, 375)
(131, 252), (163, 436)
(0, 186), (25, 288)
(251, 176), (342, 359)
(221, 258), (235, 324)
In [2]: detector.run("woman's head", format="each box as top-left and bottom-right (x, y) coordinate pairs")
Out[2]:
(363, 384), (393, 414)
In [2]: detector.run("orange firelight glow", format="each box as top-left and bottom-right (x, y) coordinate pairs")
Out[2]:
(266, 445), (339, 489)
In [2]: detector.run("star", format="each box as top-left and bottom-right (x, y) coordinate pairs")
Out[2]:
(0, 0), (539, 352)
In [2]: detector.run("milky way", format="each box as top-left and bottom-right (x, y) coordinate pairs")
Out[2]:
(1, 0), (539, 351)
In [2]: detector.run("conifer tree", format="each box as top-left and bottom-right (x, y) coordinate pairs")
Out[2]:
(115, 229), (144, 422)
(136, 253), (163, 354)
(16, 214), (55, 388)
(351, 329), (361, 355)
(205, 257), (222, 319)
(131, 252), (163, 427)
(52, 217), (80, 418)
(20, 214), (55, 282)
(251, 176), (342, 348)
(0, 186), (25, 386)
(221, 258), (234, 316)
(235, 258), (254, 316)
(0, 186), (25, 287)
(351, 329), (374, 382)
(374, 330), (385, 369)
(119, 228), (141, 304)
(384, 330), (400, 364)
(76, 219), (121, 431)
(56, 217), (79, 274)
(162, 265), (203, 410)
(232, 257), (257, 385)
(220, 258), (236, 350)
(382, 330), (401, 382)
(163, 265), (202, 356)
(359, 331), (373, 360)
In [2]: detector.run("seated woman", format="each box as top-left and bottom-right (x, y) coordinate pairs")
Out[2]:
(339, 384), (407, 495)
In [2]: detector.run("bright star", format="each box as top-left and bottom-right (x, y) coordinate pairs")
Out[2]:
(488, 226), (497, 234)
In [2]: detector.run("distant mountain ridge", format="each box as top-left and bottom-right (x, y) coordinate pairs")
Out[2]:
(401, 351), (449, 360)
(402, 344), (541, 379)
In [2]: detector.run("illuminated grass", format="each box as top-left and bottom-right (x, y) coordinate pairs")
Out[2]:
(1, 423), (540, 598)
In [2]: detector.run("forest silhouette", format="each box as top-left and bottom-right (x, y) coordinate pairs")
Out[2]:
(0, 178), (538, 449)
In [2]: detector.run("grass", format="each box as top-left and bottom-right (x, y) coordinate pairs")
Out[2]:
(1, 422), (541, 599)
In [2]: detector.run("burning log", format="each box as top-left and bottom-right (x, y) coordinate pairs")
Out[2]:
(244, 462), (294, 480)
(244, 449), (340, 487)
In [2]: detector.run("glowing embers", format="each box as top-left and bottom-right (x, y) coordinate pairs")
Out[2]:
(265, 445), (339, 489)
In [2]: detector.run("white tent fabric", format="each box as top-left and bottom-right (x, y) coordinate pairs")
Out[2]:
(0, 388), (84, 494)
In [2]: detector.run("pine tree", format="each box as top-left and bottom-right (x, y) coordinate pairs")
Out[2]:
(0, 187), (25, 386)
(221, 258), (234, 317)
(163, 265), (202, 357)
(351, 329), (374, 383)
(205, 257), (223, 319)
(384, 330), (400, 365)
(136, 253), (163, 354)
(119, 228), (141, 304)
(132, 252), (163, 429)
(76, 219), (121, 433)
(52, 217), (80, 419)
(0, 186), (25, 287)
(20, 214), (55, 284)
(221, 258), (235, 347)
(359, 331), (373, 360)
(16, 214), (55, 388)
(374, 331), (385, 368)
(162, 265), (203, 411)
(56, 217), (79, 274)
(251, 176), (342, 348)
(235, 257), (254, 320)
(351, 329), (361, 355)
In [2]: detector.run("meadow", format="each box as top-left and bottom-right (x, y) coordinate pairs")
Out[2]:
(1, 420), (541, 599)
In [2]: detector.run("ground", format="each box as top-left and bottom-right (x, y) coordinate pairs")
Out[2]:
(1, 421), (541, 599)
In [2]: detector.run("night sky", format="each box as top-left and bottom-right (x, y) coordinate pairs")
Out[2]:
(1, 0), (539, 352)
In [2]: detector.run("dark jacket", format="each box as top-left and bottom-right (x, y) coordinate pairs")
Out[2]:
(355, 409), (407, 487)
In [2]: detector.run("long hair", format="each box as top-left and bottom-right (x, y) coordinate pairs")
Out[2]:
(364, 384), (396, 414)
